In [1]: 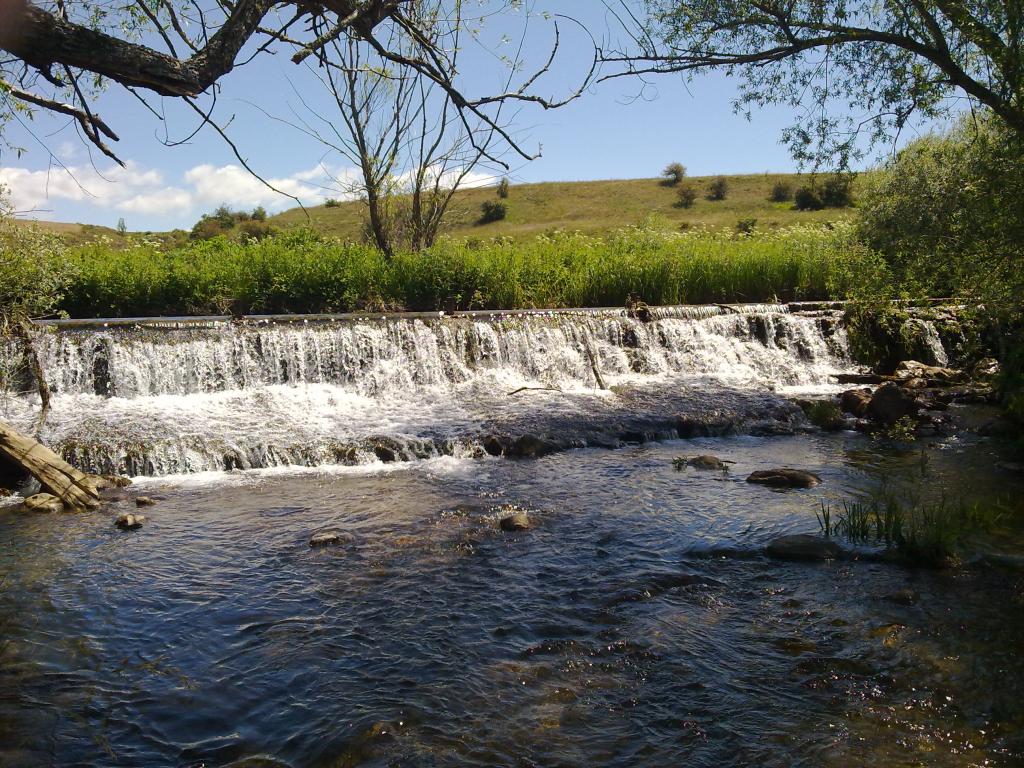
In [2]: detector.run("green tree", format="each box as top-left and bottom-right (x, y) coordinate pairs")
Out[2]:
(707, 176), (728, 200)
(858, 114), (1023, 304)
(0, 192), (73, 327)
(610, 0), (1024, 166)
(661, 162), (687, 186)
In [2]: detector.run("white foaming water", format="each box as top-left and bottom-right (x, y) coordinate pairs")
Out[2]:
(2, 306), (864, 477)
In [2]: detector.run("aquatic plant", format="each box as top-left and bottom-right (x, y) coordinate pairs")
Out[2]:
(818, 490), (1007, 566)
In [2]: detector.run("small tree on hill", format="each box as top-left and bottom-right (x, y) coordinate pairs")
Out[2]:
(793, 186), (824, 211)
(821, 175), (855, 208)
(497, 177), (510, 199)
(675, 182), (698, 208)
(661, 162), (687, 186)
(769, 181), (793, 202)
(707, 176), (729, 200)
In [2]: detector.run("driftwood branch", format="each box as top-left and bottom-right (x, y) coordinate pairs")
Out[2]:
(0, 421), (100, 510)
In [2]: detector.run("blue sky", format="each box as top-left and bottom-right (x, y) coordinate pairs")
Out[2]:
(0, 2), (934, 231)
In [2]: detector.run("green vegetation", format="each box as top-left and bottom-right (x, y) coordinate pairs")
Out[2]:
(675, 183), (698, 209)
(0, 195), (74, 327)
(58, 222), (867, 317)
(661, 162), (687, 186)
(707, 176), (729, 201)
(478, 200), (507, 225)
(855, 114), (1024, 419)
(191, 204), (273, 242)
(769, 181), (793, 203)
(269, 174), (852, 241)
(818, 493), (1007, 567)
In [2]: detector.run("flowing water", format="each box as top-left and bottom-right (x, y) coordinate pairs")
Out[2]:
(1, 304), (1022, 767)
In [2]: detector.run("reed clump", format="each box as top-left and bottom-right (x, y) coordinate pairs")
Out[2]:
(60, 222), (869, 318)
(818, 492), (1006, 567)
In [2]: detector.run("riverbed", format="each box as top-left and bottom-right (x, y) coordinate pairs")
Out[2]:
(2, 429), (1022, 767)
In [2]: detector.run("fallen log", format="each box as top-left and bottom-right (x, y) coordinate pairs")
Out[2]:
(0, 421), (100, 510)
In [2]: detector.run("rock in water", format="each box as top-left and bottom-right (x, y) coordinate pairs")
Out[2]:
(309, 530), (354, 548)
(765, 534), (845, 561)
(115, 513), (145, 530)
(839, 388), (872, 417)
(747, 469), (821, 488)
(135, 496), (157, 507)
(499, 510), (530, 531)
(866, 383), (920, 425)
(894, 360), (960, 383)
(884, 589), (920, 606)
(22, 493), (64, 513)
(687, 455), (729, 470)
(510, 434), (558, 459)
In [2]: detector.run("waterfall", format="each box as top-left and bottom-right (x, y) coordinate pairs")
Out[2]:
(1, 305), (859, 477)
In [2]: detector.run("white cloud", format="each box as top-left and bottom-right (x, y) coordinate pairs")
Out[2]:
(0, 157), (498, 226)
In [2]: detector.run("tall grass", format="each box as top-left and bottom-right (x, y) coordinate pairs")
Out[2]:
(60, 222), (870, 318)
(818, 491), (1007, 566)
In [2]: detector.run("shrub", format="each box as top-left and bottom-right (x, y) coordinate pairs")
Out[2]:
(793, 185), (825, 211)
(251, 205), (268, 221)
(769, 181), (793, 202)
(734, 218), (757, 235)
(821, 174), (855, 207)
(190, 216), (228, 241)
(323, 199), (341, 208)
(675, 183), (698, 208)
(661, 162), (687, 186)
(478, 200), (507, 224)
(0, 195), (74, 325)
(496, 177), (510, 199)
(707, 176), (729, 201)
(238, 220), (275, 241)
(211, 204), (235, 228)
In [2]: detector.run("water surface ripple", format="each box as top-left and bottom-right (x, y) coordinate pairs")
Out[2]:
(2, 433), (1023, 767)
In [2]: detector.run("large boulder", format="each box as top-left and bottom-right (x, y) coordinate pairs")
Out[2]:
(839, 389), (872, 417)
(765, 534), (846, 562)
(894, 360), (961, 384)
(747, 468), (821, 488)
(865, 383), (920, 425)
(22, 493), (64, 513)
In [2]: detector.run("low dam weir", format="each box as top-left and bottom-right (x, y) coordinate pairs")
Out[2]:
(3, 302), (873, 477)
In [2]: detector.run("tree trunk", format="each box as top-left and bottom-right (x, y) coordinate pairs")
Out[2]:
(0, 421), (100, 510)
(12, 321), (51, 435)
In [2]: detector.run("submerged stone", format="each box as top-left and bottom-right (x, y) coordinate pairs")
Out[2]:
(309, 530), (355, 548)
(135, 496), (157, 507)
(747, 468), (821, 488)
(765, 534), (845, 561)
(883, 589), (920, 606)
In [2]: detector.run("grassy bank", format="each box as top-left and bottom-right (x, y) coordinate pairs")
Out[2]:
(60, 223), (867, 318)
(270, 174), (853, 242)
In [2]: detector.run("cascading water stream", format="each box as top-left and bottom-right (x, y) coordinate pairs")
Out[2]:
(1, 304), (863, 476)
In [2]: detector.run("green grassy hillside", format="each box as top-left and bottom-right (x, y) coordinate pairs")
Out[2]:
(270, 173), (853, 241)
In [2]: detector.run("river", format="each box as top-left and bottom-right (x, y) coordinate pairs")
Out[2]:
(1, 304), (1021, 766)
